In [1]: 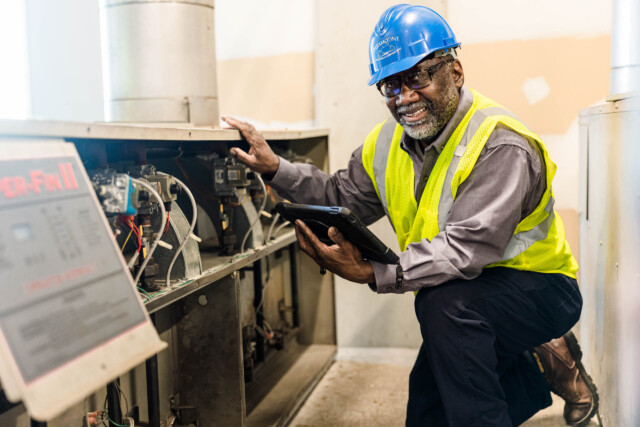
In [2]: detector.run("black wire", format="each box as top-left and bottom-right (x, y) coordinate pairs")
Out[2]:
(114, 381), (130, 419)
(103, 382), (131, 426)
(254, 256), (272, 333)
(102, 394), (108, 427)
(265, 256), (271, 284)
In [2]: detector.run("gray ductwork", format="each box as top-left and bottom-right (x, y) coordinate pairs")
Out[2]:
(99, 0), (219, 126)
(610, 0), (640, 98)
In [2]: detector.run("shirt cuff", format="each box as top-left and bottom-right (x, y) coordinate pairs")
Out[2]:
(265, 156), (297, 188)
(370, 260), (404, 294)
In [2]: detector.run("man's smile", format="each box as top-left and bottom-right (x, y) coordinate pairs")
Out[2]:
(397, 102), (429, 124)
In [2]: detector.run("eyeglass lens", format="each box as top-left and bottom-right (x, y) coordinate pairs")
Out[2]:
(378, 59), (451, 97)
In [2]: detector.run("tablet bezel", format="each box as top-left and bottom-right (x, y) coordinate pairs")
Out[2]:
(275, 202), (399, 265)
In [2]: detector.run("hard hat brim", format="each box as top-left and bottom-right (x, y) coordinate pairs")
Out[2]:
(367, 55), (427, 86)
(367, 44), (460, 86)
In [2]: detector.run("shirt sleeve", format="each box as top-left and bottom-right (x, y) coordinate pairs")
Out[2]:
(371, 129), (546, 293)
(266, 146), (386, 225)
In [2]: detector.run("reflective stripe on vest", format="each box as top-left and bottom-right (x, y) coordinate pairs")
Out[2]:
(501, 194), (555, 261)
(437, 106), (519, 232)
(372, 119), (397, 218)
(370, 106), (558, 261)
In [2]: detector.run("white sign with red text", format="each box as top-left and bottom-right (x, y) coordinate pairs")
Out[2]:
(0, 138), (165, 421)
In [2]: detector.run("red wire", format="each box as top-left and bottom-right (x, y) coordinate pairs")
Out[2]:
(129, 220), (142, 252)
(134, 224), (142, 252)
(163, 212), (170, 234)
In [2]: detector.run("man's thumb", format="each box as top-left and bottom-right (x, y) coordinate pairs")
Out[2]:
(328, 227), (345, 245)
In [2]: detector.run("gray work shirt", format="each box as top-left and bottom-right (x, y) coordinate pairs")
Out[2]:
(267, 86), (546, 293)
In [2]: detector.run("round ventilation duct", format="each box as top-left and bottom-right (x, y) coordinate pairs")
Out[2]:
(100, 0), (219, 126)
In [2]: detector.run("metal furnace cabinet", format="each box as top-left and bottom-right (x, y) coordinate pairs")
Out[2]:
(0, 120), (336, 427)
(578, 97), (640, 427)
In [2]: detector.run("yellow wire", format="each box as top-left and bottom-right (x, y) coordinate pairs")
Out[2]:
(121, 229), (133, 252)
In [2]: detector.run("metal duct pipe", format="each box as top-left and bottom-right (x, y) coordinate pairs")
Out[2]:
(610, 0), (640, 97)
(99, 0), (219, 126)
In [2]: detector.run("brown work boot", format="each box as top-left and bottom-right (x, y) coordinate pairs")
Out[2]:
(533, 332), (599, 426)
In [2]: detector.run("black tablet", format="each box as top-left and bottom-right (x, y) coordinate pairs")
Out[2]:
(275, 202), (399, 264)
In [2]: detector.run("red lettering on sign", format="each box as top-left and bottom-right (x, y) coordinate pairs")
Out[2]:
(0, 162), (80, 199)
(44, 173), (62, 192)
(26, 263), (96, 294)
(64, 263), (96, 280)
(26, 274), (63, 293)
(0, 176), (29, 198)
(59, 163), (71, 189)
(28, 170), (44, 194)
(65, 163), (78, 189)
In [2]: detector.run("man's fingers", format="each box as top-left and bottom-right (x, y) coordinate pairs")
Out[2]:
(296, 220), (327, 250)
(328, 226), (362, 260)
(328, 227), (346, 245)
(295, 221), (320, 260)
(229, 147), (253, 165)
(222, 116), (278, 175)
(222, 116), (256, 135)
(222, 116), (257, 140)
(221, 116), (244, 127)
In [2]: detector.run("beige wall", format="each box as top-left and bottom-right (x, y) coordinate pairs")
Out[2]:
(217, 52), (315, 127)
(459, 36), (610, 135)
(215, 0), (315, 128)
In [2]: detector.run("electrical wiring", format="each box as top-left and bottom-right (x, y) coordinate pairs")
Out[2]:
(131, 178), (167, 285)
(157, 173), (198, 286)
(127, 252), (139, 269)
(103, 411), (129, 427)
(253, 256), (272, 339)
(142, 289), (169, 303)
(114, 381), (130, 417)
(137, 286), (153, 301)
(120, 229), (133, 252)
(262, 319), (275, 339)
(272, 220), (292, 238)
(118, 216), (141, 253)
(102, 382), (130, 427)
(112, 220), (120, 238)
(129, 220), (142, 252)
(240, 173), (267, 253)
(163, 212), (170, 234)
(266, 212), (280, 242)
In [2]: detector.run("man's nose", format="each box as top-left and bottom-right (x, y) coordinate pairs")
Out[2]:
(396, 84), (419, 105)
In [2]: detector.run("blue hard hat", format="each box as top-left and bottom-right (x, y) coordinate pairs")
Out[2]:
(368, 4), (460, 86)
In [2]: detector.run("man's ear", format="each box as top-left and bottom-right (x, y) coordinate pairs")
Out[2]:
(451, 60), (464, 88)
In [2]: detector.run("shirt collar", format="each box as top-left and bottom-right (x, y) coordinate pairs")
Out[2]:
(400, 85), (473, 155)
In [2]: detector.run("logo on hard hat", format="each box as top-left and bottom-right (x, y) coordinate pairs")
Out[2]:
(375, 36), (400, 61)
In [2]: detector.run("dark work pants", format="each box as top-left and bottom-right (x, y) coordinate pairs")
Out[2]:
(406, 267), (582, 427)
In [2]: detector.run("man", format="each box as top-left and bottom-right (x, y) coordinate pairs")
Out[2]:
(223, 4), (598, 426)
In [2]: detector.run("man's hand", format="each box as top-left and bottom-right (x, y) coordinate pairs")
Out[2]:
(294, 220), (375, 284)
(222, 116), (280, 175)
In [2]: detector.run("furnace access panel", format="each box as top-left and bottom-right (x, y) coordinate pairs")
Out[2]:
(0, 138), (165, 421)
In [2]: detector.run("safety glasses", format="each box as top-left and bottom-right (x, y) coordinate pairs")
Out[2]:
(376, 58), (453, 97)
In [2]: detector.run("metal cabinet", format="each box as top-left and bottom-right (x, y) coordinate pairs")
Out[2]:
(578, 98), (640, 427)
(0, 120), (336, 427)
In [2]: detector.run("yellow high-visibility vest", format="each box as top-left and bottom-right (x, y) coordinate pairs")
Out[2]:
(362, 89), (578, 278)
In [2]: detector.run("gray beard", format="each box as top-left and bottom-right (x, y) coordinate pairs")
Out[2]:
(397, 85), (458, 142)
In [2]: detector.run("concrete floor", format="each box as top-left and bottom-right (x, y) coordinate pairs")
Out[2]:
(290, 348), (599, 427)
